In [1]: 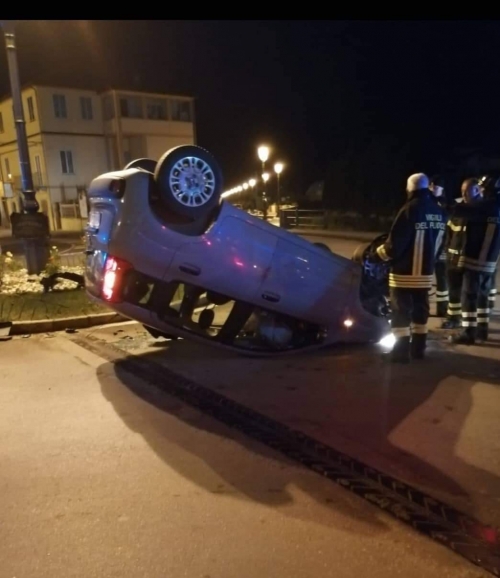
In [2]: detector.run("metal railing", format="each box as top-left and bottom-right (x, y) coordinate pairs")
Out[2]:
(280, 208), (326, 229)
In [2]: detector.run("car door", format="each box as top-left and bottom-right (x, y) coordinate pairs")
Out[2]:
(259, 237), (354, 324)
(167, 214), (278, 304)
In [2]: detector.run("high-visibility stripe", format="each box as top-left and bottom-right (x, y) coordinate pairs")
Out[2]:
(448, 223), (466, 232)
(477, 308), (490, 314)
(411, 323), (428, 334)
(462, 312), (477, 318)
(389, 274), (434, 283)
(393, 327), (411, 337)
(435, 229), (445, 257)
(435, 290), (449, 302)
(461, 257), (497, 273)
(412, 229), (425, 276)
(389, 273), (433, 289)
(462, 321), (478, 327)
(448, 302), (461, 310)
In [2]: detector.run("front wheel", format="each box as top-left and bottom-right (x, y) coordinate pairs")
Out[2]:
(154, 145), (223, 219)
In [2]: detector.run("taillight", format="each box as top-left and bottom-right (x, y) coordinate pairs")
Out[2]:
(102, 256), (132, 303)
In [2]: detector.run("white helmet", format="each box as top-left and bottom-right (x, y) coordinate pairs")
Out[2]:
(407, 173), (429, 193)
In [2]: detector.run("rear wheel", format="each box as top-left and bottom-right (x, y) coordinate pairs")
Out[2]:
(154, 145), (223, 219)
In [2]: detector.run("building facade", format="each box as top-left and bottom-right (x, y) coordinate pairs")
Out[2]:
(0, 85), (196, 231)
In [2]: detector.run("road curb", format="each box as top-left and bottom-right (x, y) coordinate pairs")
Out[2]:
(9, 312), (129, 336)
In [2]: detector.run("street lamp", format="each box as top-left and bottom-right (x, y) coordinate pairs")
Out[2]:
(1, 20), (48, 273)
(274, 162), (284, 220)
(257, 145), (270, 174)
(261, 172), (270, 220)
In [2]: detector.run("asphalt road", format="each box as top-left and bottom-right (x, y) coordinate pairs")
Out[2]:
(1, 332), (492, 578)
(2, 234), (500, 576)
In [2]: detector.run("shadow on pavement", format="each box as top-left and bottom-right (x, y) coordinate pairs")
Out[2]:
(98, 356), (394, 535)
(98, 329), (500, 529)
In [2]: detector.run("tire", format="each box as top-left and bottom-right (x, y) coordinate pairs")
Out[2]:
(124, 158), (157, 173)
(154, 145), (223, 219)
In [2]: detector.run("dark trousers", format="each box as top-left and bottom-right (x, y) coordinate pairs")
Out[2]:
(434, 260), (448, 315)
(446, 266), (464, 322)
(390, 287), (430, 338)
(461, 269), (493, 336)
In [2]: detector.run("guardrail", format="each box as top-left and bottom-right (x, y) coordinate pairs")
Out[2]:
(280, 208), (326, 229)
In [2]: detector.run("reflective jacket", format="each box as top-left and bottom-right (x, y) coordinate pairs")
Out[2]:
(376, 188), (447, 289)
(452, 194), (500, 274)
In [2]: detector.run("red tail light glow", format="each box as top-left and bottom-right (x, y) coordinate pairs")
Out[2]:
(102, 256), (132, 302)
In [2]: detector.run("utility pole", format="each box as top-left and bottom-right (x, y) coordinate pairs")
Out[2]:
(1, 20), (49, 274)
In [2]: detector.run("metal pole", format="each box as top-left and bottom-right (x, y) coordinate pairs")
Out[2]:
(276, 173), (281, 219)
(3, 22), (37, 210)
(1, 21), (49, 274)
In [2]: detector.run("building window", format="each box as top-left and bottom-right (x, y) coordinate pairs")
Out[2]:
(4, 157), (10, 179)
(0, 112), (4, 133)
(60, 150), (74, 174)
(53, 94), (67, 119)
(170, 99), (192, 122)
(145, 98), (167, 120)
(27, 96), (35, 122)
(119, 96), (142, 118)
(80, 96), (93, 120)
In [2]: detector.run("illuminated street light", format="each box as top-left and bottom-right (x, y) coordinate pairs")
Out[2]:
(262, 172), (270, 184)
(243, 182), (249, 190)
(274, 162), (284, 219)
(257, 145), (270, 170)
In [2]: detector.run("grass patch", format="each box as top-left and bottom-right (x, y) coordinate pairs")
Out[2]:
(0, 289), (110, 322)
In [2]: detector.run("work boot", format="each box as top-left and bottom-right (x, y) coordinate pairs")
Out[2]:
(451, 327), (476, 345)
(410, 333), (427, 360)
(436, 302), (448, 317)
(383, 336), (411, 363)
(477, 324), (489, 343)
(441, 317), (461, 330)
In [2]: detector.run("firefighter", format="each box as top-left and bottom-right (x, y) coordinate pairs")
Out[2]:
(441, 177), (482, 329)
(429, 175), (449, 316)
(370, 173), (447, 362)
(450, 172), (500, 344)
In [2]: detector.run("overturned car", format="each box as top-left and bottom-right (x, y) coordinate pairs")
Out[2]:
(84, 145), (391, 356)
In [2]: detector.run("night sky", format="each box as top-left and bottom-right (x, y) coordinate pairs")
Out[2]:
(1, 20), (499, 196)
